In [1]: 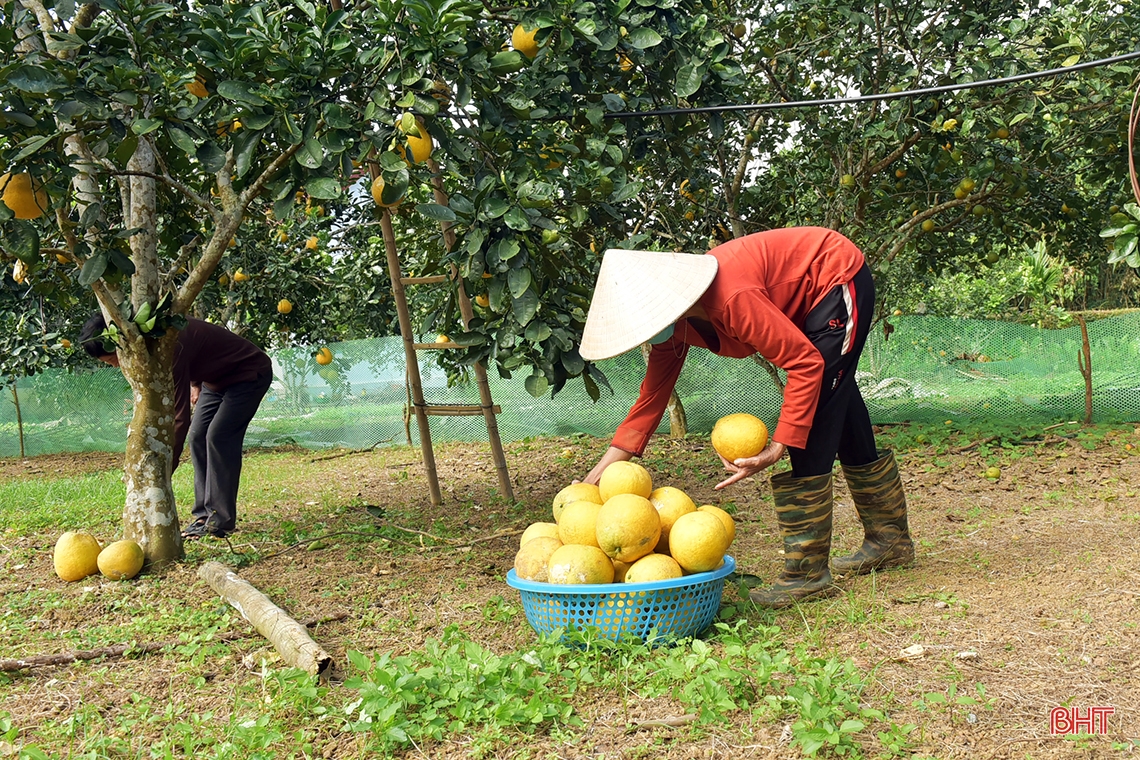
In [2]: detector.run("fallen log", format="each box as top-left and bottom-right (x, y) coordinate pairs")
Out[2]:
(198, 561), (335, 677)
(0, 613), (346, 672)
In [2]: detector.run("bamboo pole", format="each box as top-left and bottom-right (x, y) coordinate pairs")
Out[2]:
(426, 158), (515, 501)
(381, 208), (442, 505)
(1076, 314), (1093, 424)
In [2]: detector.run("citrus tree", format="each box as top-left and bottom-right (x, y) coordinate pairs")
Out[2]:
(1, 0), (410, 565)
(5, 0), (1138, 569)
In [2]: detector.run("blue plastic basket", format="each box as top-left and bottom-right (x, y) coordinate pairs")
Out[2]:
(506, 555), (735, 644)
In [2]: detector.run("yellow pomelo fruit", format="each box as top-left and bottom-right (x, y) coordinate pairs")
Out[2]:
(598, 460), (652, 502)
(696, 504), (736, 547)
(514, 536), (563, 582)
(547, 544), (614, 584)
(557, 501), (603, 547)
(1, 172), (49, 220)
(511, 24), (540, 59)
(520, 521), (560, 547)
(400, 120), (434, 164)
(277, 299), (293, 314)
(649, 486), (696, 553)
(552, 482), (602, 522)
(612, 559), (633, 582)
(624, 553), (683, 583)
(370, 175), (403, 208)
(711, 413), (769, 462)
(53, 531), (102, 582)
(668, 511), (729, 574)
(97, 539), (145, 581)
(595, 493), (660, 563)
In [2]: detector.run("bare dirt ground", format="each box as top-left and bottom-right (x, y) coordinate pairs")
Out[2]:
(2, 427), (1139, 758)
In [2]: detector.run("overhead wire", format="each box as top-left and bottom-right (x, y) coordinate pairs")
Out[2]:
(599, 49), (1140, 120)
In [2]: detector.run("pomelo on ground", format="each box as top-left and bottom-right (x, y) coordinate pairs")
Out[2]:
(557, 500), (603, 548)
(595, 493), (660, 563)
(514, 536), (563, 582)
(649, 486), (696, 553)
(668, 511), (729, 574)
(624, 553), (683, 583)
(552, 482), (602, 522)
(53, 531), (102, 582)
(520, 522), (560, 547)
(97, 539), (145, 580)
(598, 460), (652, 501)
(711, 413), (769, 462)
(696, 504), (736, 547)
(547, 544), (614, 584)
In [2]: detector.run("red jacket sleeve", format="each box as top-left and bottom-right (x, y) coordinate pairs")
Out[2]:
(722, 289), (824, 449)
(612, 339), (689, 456)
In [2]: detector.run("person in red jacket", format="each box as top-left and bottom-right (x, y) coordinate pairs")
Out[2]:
(578, 227), (913, 608)
(80, 314), (273, 540)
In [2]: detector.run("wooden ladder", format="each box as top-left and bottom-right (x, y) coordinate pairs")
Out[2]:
(375, 161), (514, 505)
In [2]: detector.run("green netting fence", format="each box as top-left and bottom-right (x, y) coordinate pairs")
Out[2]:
(4, 313), (1140, 459)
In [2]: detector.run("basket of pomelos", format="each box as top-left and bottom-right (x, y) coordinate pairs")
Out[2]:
(506, 461), (736, 644)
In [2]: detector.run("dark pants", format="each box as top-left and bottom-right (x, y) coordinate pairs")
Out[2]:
(787, 264), (878, 477)
(188, 372), (272, 531)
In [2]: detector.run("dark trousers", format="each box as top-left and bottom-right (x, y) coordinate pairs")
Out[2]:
(188, 372), (272, 531)
(787, 264), (878, 477)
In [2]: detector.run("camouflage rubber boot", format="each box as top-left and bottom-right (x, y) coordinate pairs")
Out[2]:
(749, 470), (840, 609)
(831, 450), (914, 576)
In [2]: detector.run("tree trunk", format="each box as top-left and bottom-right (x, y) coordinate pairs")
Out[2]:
(11, 382), (24, 459)
(119, 330), (183, 568)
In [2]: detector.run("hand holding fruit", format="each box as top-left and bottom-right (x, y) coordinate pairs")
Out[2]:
(714, 440), (786, 490)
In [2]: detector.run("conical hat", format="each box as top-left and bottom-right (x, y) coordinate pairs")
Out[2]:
(579, 249), (718, 361)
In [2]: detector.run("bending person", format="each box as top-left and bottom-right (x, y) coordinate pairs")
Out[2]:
(578, 227), (913, 608)
(80, 314), (273, 540)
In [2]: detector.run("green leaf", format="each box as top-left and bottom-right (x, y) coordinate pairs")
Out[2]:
(489, 51), (526, 76)
(480, 197), (510, 220)
(305, 177), (342, 200)
(561, 349), (584, 376)
(131, 118), (163, 135)
(1108, 234), (1138, 265)
(524, 373), (548, 397)
(216, 81), (267, 106)
(676, 61), (703, 98)
(233, 129), (260, 178)
(6, 222), (40, 263)
(507, 268), (532, 298)
(8, 65), (61, 93)
(583, 372), (600, 401)
(296, 138), (325, 170)
(416, 203), (456, 221)
(113, 135), (139, 167)
(196, 141), (226, 173)
(512, 288), (539, 325)
(281, 113), (303, 145)
(839, 719), (865, 733)
(626, 27), (663, 48)
(378, 151), (406, 172)
(79, 252), (109, 286)
(167, 126), (197, 155)
(503, 205), (531, 230)
(524, 320), (551, 342)
(12, 134), (54, 162)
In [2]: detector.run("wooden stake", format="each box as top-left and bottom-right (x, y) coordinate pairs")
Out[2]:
(427, 157), (514, 501)
(198, 561), (334, 677)
(1076, 314), (1093, 424)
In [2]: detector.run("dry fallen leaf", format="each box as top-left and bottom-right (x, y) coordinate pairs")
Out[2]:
(897, 644), (926, 660)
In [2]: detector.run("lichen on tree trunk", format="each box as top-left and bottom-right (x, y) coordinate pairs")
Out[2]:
(119, 330), (183, 568)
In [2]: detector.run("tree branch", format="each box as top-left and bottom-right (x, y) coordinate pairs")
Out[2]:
(240, 143), (303, 207)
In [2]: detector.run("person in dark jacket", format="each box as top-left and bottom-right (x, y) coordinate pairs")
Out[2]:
(80, 314), (273, 539)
